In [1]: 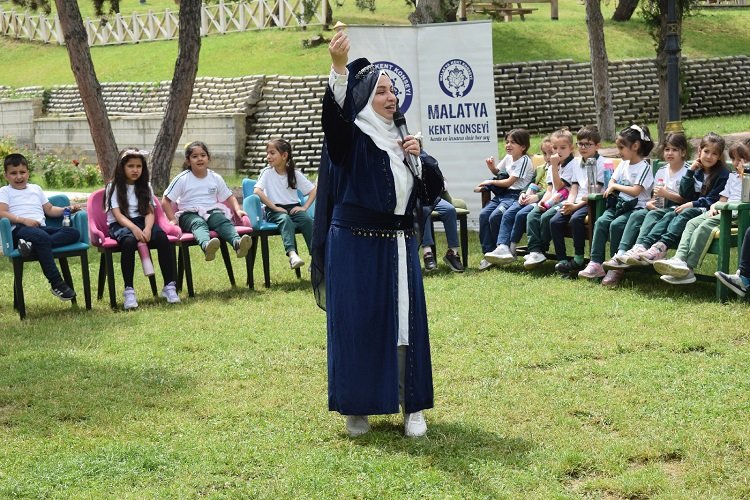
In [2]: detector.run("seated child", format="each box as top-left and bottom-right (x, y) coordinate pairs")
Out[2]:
(162, 141), (252, 262)
(523, 128), (578, 269)
(655, 142), (750, 284)
(254, 139), (316, 269)
(550, 125), (607, 277)
(0, 153), (81, 300)
(715, 224), (750, 298)
(578, 124), (655, 283)
(475, 128), (534, 270)
(483, 135), (552, 266)
(421, 195), (464, 273)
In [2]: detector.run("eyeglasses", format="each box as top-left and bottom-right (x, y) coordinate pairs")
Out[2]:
(577, 142), (595, 149)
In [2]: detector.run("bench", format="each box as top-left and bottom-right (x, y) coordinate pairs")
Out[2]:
(469, 2), (538, 21)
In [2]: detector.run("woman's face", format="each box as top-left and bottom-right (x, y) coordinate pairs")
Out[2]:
(371, 74), (398, 120)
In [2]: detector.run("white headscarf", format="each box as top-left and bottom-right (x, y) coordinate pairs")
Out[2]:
(354, 71), (413, 215)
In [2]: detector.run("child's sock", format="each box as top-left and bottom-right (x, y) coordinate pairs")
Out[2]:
(573, 255), (584, 265)
(450, 247), (459, 254)
(741, 275), (750, 287)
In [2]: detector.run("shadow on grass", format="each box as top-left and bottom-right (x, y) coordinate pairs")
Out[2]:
(356, 420), (534, 496)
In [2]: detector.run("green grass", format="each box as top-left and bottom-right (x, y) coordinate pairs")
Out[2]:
(0, 0), (749, 86)
(1, 231), (749, 497)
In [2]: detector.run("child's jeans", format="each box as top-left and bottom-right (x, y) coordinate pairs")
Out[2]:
(13, 225), (80, 284)
(422, 199), (459, 250)
(479, 194), (517, 253)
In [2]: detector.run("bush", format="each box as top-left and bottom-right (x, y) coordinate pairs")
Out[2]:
(41, 157), (103, 189)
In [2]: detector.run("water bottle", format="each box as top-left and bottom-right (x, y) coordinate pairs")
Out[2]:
(742, 163), (750, 203)
(653, 178), (665, 209)
(526, 183), (540, 195)
(585, 158), (598, 194)
(137, 241), (155, 276)
(543, 187), (569, 209)
(62, 207), (71, 227)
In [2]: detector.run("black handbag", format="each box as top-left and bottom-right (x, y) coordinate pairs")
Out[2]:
(419, 152), (445, 207)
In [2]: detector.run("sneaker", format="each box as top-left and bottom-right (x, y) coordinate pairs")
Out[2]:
(423, 252), (438, 273)
(602, 269), (625, 286)
(202, 237), (220, 262)
(618, 244), (646, 264)
(523, 251), (546, 269)
(603, 257), (630, 270)
(443, 249), (465, 273)
(160, 281), (181, 304)
(653, 257), (690, 278)
(555, 259), (584, 275)
(478, 258), (494, 271)
(123, 286), (138, 309)
(660, 270), (696, 285)
(234, 234), (252, 258)
(578, 261), (605, 279)
(17, 239), (33, 257)
(484, 244), (514, 265)
(715, 271), (748, 298)
(641, 242), (668, 264)
(345, 415), (370, 437)
(404, 411), (427, 437)
(51, 281), (76, 301)
(289, 253), (305, 269)
(624, 245), (650, 266)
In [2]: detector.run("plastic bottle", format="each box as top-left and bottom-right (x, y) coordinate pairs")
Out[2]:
(526, 183), (540, 195)
(585, 158), (598, 194)
(62, 207), (71, 227)
(742, 162), (750, 203)
(543, 187), (569, 209)
(137, 242), (155, 276)
(653, 178), (665, 209)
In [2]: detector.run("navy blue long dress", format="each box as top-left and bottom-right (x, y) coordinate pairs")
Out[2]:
(312, 59), (434, 416)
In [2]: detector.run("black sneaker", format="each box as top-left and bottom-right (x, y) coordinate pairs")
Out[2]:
(715, 271), (748, 298)
(555, 259), (584, 275)
(51, 281), (76, 301)
(17, 239), (33, 257)
(443, 249), (465, 273)
(423, 252), (438, 273)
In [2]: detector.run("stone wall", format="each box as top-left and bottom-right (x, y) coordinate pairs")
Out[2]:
(1, 55), (748, 176)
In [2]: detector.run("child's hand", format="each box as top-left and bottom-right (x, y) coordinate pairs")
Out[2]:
(169, 218), (178, 225)
(560, 201), (575, 215)
(19, 217), (41, 228)
(652, 185), (669, 197)
(646, 200), (657, 210)
(518, 192), (527, 204)
(236, 209), (247, 218)
(485, 156), (496, 173)
(690, 159), (703, 171)
(549, 153), (561, 167)
(69, 204), (82, 213)
(708, 207), (719, 216)
(537, 201), (547, 212)
(132, 227), (145, 242)
(142, 227), (152, 242)
(674, 201), (693, 214)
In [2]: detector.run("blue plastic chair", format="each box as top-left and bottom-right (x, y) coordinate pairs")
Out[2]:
(242, 178), (313, 288)
(0, 194), (91, 319)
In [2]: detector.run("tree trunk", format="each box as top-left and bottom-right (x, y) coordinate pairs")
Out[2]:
(612, 0), (639, 21)
(408, 0), (458, 23)
(585, 0), (616, 141)
(54, 0), (119, 181)
(149, 0), (202, 193)
(654, 6), (682, 144)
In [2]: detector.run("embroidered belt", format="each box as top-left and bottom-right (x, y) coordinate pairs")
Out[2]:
(350, 227), (415, 238)
(332, 205), (415, 238)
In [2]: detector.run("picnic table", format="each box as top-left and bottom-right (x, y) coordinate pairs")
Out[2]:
(463, 0), (559, 21)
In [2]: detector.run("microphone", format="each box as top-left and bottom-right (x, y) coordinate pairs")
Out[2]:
(392, 110), (420, 173)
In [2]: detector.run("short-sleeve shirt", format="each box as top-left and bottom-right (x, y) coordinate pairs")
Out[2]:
(653, 162), (688, 194)
(571, 155), (607, 203)
(720, 172), (742, 202)
(255, 167), (315, 206)
(545, 155), (577, 197)
(496, 154), (534, 191)
(163, 169), (233, 210)
(105, 182), (156, 225)
(0, 183), (47, 229)
(613, 159), (654, 208)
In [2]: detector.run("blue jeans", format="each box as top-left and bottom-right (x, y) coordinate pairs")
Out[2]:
(13, 225), (80, 284)
(497, 201), (536, 247)
(421, 199), (459, 249)
(479, 194), (517, 253)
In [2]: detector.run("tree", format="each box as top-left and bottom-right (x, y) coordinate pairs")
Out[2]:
(408, 0), (460, 23)
(612, 0), (639, 21)
(11, 0), (202, 190)
(585, 0), (616, 141)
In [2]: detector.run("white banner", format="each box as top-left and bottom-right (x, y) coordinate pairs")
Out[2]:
(349, 21), (498, 228)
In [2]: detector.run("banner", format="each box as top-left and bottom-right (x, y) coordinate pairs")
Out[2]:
(349, 21), (498, 228)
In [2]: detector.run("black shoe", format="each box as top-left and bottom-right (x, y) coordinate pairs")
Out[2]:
(555, 259), (584, 275)
(423, 252), (438, 273)
(51, 281), (76, 301)
(17, 239), (33, 257)
(443, 249), (465, 273)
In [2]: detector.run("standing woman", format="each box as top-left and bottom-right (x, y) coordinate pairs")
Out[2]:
(311, 30), (433, 437)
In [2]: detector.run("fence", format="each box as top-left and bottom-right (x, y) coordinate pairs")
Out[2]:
(0, 0), (325, 46)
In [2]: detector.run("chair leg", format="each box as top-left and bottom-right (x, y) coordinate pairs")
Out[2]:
(295, 268), (302, 279)
(97, 253), (106, 300)
(261, 235), (271, 288)
(247, 235), (260, 289)
(459, 215), (469, 268)
(219, 241), (236, 287)
(148, 275), (158, 297)
(181, 246), (195, 298)
(105, 252), (117, 309)
(12, 258), (26, 320)
(59, 257), (76, 307)
(80, 251), (92, 311)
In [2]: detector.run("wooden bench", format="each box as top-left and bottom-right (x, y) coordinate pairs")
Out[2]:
(470, 2), (538, 21)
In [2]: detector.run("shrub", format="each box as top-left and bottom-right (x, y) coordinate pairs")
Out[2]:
(41, 157), (103, 189)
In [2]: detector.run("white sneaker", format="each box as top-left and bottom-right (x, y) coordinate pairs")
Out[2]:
(660, 270), (696, 285)
(202, 237), (220, 262)
(523, 251), (546, 269)
(345, 415), (370, 437)
(404, 411), (427, 437)
(478, 258), (494, 271)
(653, 257), (690, 278)
(484, 245), (515, 265)
(289, 252), (305, 269)
(160, 281), (181, 304)
(123, 287), (138, 310)
(234, 234), (252, 258)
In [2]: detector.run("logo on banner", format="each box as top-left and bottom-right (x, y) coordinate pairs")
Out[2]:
(438, 59), (474, 98)
(373, 60), (414, 113)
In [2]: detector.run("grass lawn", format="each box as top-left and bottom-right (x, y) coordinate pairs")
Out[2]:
(1, 230), (749, 497)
